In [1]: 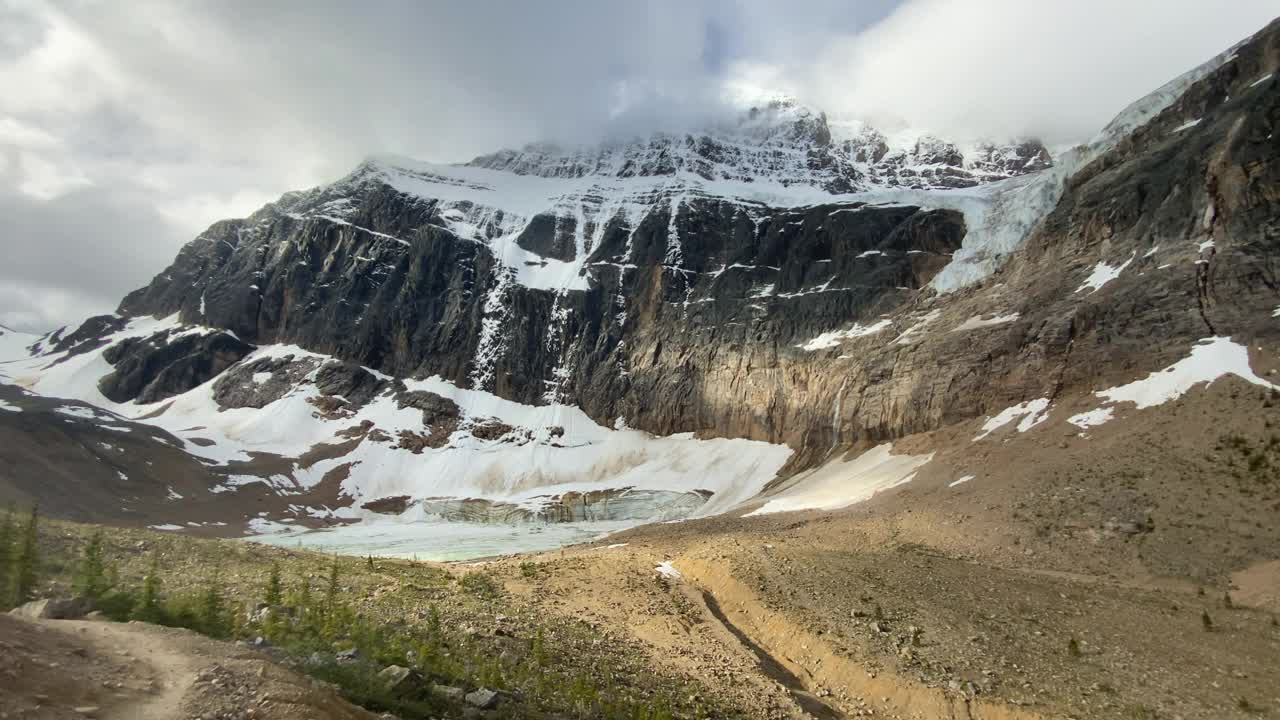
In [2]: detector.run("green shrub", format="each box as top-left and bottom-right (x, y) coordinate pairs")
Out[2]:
(96, 589), (138, 620)
(306, 658), (444, 718)
(460, 571), (502, 599)
(197, 572), (231, 638)
(73, 531), (111, 599)
(133, 551), (165, 623)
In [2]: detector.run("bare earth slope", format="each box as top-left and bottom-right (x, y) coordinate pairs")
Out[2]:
(495, 382), (1280, 720)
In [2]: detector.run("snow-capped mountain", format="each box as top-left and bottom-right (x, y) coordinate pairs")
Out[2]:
(466, 98), (1051, 193)
(3, 17), (1278, 539)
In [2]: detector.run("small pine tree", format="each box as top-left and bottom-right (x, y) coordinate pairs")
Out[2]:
(264, 563), (283, 607)
(74, 531), (108, 599)
(106, 563), (119, 595)
(134, 551), (163, 622)
(426, 603), (442, 643)
(293, 575), (312, 608)
(532, 627), (548, 668)
(1067, 636), (1081, 658)
(0, 507), (13, 605)
(320, 556), (343, 637)
(324, 556), (341, 615)
(262, 563), (283, 638)
(10, 505), (39, 605)
(1202, 609), (1214, 631)
(1223, 591), (1234, 609)
(198, 572), (229, 638)
(293, 575), (313, 633)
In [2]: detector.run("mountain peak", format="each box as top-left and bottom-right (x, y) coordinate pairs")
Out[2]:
(461, 104), (1048, 194)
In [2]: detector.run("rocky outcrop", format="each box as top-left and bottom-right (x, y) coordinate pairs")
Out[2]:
(314, 363), (378, 402)
(43, 314), (128, 362)
(213, 355), (318, 409)
(99, 328), (253, 404)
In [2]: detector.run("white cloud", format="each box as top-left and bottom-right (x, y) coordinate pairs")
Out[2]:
(800, 0), (1278, 144)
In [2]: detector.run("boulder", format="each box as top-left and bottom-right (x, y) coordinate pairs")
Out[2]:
(8, 597), (93, 620)
(376, 664), (421, 694)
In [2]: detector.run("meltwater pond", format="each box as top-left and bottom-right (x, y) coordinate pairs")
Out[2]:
(248, 519), (642, 561)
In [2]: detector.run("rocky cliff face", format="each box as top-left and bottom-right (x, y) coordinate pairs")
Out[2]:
(108, 102), (1045, 456)
(10, 18), (1280, 526)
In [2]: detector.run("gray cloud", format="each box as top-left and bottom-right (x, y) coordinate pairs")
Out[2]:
(0, 0), (1275, 332)
(0, 180), (187, 330)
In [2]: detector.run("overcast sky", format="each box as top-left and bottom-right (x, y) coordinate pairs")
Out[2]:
(1, 0), (1275, 332)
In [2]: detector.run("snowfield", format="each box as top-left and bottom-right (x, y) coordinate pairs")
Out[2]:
(10, 314), (792, 528)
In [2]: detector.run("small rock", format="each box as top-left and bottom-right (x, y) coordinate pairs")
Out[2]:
(464, 687), (506, 709)
(431, 684), (465, 701)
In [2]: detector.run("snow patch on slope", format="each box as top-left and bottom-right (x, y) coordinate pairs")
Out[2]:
(796, 319), (891, 351)
(952, 313), (1019, 332)
(1064, 338), (1276, 433)
(893, 309), (941, 345)
(1067, 407), (1115, 429)
(746, 443), (933, 516)
(974, 398), (1052, 441)
(1077, 253), (1136, 294)
(1097, 337), (1277, 409)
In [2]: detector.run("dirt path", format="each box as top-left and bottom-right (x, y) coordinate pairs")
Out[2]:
(47, 619), (200, 720)
(0, 614), (378, 720)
